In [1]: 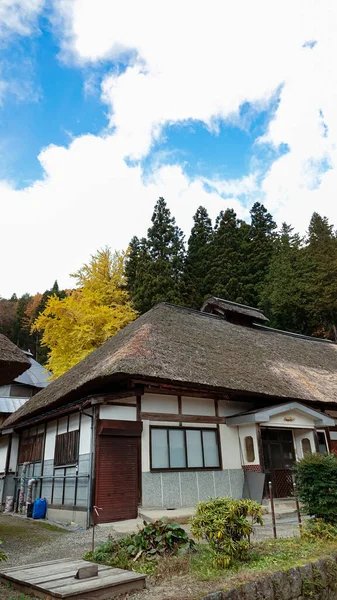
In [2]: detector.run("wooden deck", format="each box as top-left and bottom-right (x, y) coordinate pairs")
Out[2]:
(0, 558), (146, 599)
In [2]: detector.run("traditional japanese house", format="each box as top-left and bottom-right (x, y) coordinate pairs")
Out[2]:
(1, 299), (337, 527)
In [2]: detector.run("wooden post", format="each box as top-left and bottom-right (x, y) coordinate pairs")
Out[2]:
(293, 482), (302, 535)
(269, 480), (277, 539)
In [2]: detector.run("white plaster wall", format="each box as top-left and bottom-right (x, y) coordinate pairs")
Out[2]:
(58, 416), (68, 434)
(262, 410), (315, 429)
(293, 429), (316, 460)
(9, 434), (19, 472)
(220, 425), (241, 469)
(99, 405), (137, 421)
(181, 396), (215, 416)
(238, 424), (259, 465)
(142, 420), (150, 472)
(218, 400), (253, 417)
(44, 420), (57, 460)
(0, 437), (8, 473)
(79, 413), (92, 455)
(141, 394), (178, 414)
(69, 413), (80, 431)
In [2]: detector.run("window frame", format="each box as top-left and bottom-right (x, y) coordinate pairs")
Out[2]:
(150, 425), (222, 472)
(54, 429), (80, 467)
(244, 435), (255, 463)
(18, 429), (44, 464)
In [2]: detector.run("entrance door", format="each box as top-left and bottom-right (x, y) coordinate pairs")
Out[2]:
(262, 428), (296, 498)
(95, 434), (139, 523)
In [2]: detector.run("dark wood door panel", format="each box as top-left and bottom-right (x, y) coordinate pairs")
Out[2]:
(95, 435), (139, 523)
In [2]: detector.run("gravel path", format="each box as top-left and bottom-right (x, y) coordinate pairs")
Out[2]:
(0, 514), (122, 567)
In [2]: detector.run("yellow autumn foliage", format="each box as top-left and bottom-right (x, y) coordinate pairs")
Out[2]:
(33, 248), (137, 378)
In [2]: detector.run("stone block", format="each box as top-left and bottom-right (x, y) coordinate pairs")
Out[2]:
(271, 570), (292, 600)
(228, 469), (244, 499)
(239, 581), (257, 599)
(162, 472), (181, 508)
(180, 471), (198, 506)
(142, 472), (163, 508)
(201, 592), (224, 600)
(222, 589), (240, 600)
(197, 471), (216, 501)
(255, 576), (274, 599)
(214, 470), (231, 498)
(287, 567), (302, 597)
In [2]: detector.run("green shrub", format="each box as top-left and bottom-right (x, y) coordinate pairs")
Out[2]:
(85, 519), (195, 572)
(301, 518), (337, 541)
(190, 497), (263, 568)
(126, 519), (195, 559)
(294, 453), (337, 523)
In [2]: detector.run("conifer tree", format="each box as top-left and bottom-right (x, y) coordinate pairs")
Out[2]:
(184, 206), (213, 308)
(261, 223), (308, 332)
(126, 197), (186, 313)
(304, 213), (337, 338)
(207, 209), (249, 303)
(246, 202), (277, 305)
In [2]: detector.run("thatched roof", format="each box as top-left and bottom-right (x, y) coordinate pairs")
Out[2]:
(0, 335), (30, 386)
(201, 296), (269, 324)
(4, 302), (337, 427)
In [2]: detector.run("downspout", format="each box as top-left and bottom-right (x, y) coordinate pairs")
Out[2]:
(18, 462), (29, 513)
(27, 479), (37, 506)
(80, 407), (95, 529)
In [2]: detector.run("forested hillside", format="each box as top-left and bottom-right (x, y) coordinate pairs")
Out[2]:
(1, 196), (337, 375)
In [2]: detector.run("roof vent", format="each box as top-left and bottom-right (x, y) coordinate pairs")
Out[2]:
(200, 296), (269, 327)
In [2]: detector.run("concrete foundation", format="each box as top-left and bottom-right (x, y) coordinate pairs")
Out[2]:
(46, 507), (88, 529)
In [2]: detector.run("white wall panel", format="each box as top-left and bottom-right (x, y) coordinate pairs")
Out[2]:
(238, 424), (259, 465)
(58, 416), (68, 434)
(142, 420), (150, 472)
(69, 413), (80, 431)
(9, 434), (19, 471)
(220, 425), (242, 469)
(293, 429), (316, 460)
(141, 394), (179, 414)
(0, 437), (8, 472)
(79, 414), (92, 455)
(181, 396), (215, 416)
(44, 420), (57, 460)
(99, 405), (137, 421)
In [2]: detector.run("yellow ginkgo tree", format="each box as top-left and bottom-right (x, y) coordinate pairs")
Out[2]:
(33, 248), (137, 378)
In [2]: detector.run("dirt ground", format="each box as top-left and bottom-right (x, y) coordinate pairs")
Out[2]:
(0, 513), (299, 600)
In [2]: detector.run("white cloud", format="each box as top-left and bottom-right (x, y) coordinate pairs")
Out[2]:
(0, 134), (232, 297)
(2, 0), (337, 295)
(51, 0), (337, 230)
(0, 0), (44, 38)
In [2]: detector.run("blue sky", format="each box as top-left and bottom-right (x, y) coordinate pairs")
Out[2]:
(0, 1), (335, 296)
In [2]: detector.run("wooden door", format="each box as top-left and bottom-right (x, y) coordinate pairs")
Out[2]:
(95, 434), (139, 523)
(262, 428), (296, 498)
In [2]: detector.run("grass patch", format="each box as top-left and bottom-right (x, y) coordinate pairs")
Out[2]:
(86, 534), (337, 588)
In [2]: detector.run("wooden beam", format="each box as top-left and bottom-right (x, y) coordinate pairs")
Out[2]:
(141, 412), (226, 424)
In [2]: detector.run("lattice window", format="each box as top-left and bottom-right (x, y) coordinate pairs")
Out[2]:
(54, 430), (79, 466)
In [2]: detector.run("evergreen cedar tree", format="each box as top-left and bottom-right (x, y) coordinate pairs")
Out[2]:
(126, 199), (337, 341)
(2, 201), (337, 377)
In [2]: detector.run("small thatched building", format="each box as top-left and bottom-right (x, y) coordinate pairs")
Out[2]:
(1, 299), (337, 527)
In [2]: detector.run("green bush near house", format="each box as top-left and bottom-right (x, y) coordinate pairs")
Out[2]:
(294, 453), (337, 523)
(84, 518), (195, 575)
(190, 497), (263, 568)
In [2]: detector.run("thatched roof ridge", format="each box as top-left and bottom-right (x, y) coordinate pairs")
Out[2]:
(0, 334), (30, 385)
(4, 302), (337, 427)
(201, 296), (269, 323)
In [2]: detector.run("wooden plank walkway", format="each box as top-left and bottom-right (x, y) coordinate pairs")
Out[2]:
(0, 559), (146, 599)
